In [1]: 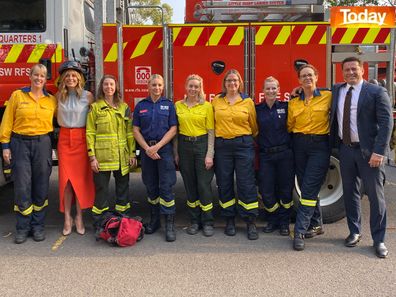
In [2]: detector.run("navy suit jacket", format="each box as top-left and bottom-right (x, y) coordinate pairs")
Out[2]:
(330, 81), (393, 159)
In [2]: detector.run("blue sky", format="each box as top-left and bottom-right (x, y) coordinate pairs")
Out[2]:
(162, 0), (185, 23)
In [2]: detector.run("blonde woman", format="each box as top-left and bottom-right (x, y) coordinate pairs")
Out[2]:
(174, 74), (215, 237)
(56, 61), (95, 236)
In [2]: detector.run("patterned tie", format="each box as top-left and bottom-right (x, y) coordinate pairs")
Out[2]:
(342, 86), (354, 145)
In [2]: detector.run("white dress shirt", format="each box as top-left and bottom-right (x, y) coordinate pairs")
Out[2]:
(337, 80), (363, 143)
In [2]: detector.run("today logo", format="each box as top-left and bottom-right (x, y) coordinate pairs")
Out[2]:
(340, 8), (386, 26)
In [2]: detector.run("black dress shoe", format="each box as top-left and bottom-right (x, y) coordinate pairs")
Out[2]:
(186, 223), (200, 235)
(14, 232), (28, 244)
(293, 233), (305, 251)
(262, 223), (279, 233)
(305, 226), (324, 239)
(202, 224), (214, 237)
(279, 225), (290, 236)
(344, 233), (361, 247)
(33, 230), (46, 242)
(374, 242), (388, 258)
(224, 217), (236, 236)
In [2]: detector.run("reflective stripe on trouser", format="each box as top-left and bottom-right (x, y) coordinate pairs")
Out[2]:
(92, 170), (130, 220)
(178, 134), (214, 224)
(215, 136), (258, 218)
(293, 135), (329, 235)
(258, 149), (294, 225)
(10, 134), (52, 233)
(141, 144), (176, 215)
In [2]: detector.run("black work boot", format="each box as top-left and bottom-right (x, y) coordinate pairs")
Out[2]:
(293, 233), (305, 251)
(144, 206), (161, 234)
(246, 217), (258, 240)
(165, 214), (176, 242)
(224, 217), (236, 236)
(14, 231), (28, 244)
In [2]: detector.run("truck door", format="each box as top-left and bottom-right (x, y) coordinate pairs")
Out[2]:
(170, 24), (248, 102)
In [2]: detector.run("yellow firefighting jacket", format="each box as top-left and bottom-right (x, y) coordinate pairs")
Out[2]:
(86, 99), (135, 175)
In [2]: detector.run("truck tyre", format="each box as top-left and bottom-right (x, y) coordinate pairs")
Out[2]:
(293, 153), (345, 224)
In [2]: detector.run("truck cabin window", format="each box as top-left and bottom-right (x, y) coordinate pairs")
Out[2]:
(0, 0), (46, 32)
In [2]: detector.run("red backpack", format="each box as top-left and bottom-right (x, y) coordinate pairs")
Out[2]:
(98, 213), (144, 247)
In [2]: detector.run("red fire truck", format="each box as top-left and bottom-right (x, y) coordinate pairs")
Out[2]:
(1, 0), (395, 223)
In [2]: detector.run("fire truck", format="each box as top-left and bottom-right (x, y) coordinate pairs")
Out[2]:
(0, 0), (395, 223)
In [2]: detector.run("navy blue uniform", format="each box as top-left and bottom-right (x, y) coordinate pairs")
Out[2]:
(256, 100), (294, 227)
(133, 96), (177, 215)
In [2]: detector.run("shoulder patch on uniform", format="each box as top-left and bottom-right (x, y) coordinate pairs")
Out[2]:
(277, 108), (286, 114)
(160, 105), (169, 110)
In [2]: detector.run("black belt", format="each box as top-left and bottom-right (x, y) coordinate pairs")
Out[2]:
(179, 134), (207, 142)
(261, 144), (289, 153)
(11, 132), (49, 140)
(294, 133), (328, 140)
(147, 140), (158, 146)
(343, 141), (360, 148)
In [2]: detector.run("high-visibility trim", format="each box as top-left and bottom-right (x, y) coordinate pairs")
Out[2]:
(296, 25), (317, 45)
(238, 200), (259, 210)
(148, 197), (160, 205)
(274, 26), (292, 45)
(229, 26), (244, 46)
(319, 32), (327, 44)
(3, 169), (11, 174)
(263, 202), (279, 213)
(172, 27), (182, 42)
(14, 204), (33, 216)
(362, 27), (381, 44)
(280, 200), (294, 209)
(115, 202), (131, 212)
(184, 27), (204, 46)
(131, 31), (157, 59)
(300, 198), (317, 207)
(27, 44), (47, 63)
(187, 200), (199, 208)
(33, 199), (48, 211)
(92, 206), (109, 215)
(207, 26), (226, 46)
(255, 26), (271, 45)
(200, 202), (213, 212)
(5, 44), (24, 63)
(187, 200), (213, 212)
(51, 43), (63, 63)
(339, 27), (359, 44)
(219, 198), (236, 209)
(159, 197), (175, 208)
(104, 42), (127, 62)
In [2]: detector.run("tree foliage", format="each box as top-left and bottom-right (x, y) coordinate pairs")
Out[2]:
(325, 0), (394, 6)
(127, 0), (173, 25)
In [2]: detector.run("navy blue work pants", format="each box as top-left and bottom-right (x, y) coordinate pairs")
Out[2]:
(10, 134), (52, 233)
(258, 148), (294, 226)
(339, 143), (387, 244)
(141, 144), (176, 215)
(293, 134), (330, 235)
(214, 135), (258, 219)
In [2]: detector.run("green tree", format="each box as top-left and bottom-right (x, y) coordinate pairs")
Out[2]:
(325, 0), (394, 6)
(127, 0), (173, 24)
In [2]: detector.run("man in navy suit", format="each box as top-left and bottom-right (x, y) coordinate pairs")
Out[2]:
(330, 56), (393, 258)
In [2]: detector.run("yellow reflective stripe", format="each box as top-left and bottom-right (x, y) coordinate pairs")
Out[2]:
(362, 27), (381, 44)
(263, 202), (279, 213)
(27, 44), (47, 63)
(207, 26), (226, 46)
(187, 200), (199, 208)
(300, 198), (317, 207)
(92, 206), (109, 214)
(5, 44), (24, 63)
(238, 200), (259, 210)
(3, 169), (11, 174)
(115, 203), (131, 212)
(33, 199), (48, 211)
(255, 26), (271, 45)
(184, 27), (204, 46)
(297, 25), (317, 45)
(339, 27), (359, 44)
(200, 202), (213, 212)
(159, 197), (175, 208)
(219, 198), (236, 209)
(319, 30), (327, 44)
(280, 200), (294, 209)
(274, 26), (292, 45)
(50, 43), (63, 63)
(229, 27), (244, 46)
(14, 204), (33, 216)
(131, 31), (156, 59)
(172, 27), (182, 42)
(148, 197), (160, 205)
(104, 42), (127, 62)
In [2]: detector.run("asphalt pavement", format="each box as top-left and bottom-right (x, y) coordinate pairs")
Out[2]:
(0, 165), (395, 297)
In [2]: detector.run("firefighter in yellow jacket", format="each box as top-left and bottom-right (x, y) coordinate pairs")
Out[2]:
(86, 75), (136, 224)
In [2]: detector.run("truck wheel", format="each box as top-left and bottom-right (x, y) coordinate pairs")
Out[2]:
(293, 154), (345, 224)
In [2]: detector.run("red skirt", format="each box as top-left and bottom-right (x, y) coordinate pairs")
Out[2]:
(58, 127), (95, 212)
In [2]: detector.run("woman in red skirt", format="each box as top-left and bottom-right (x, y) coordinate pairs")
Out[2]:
(56, 61), (95, 236)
